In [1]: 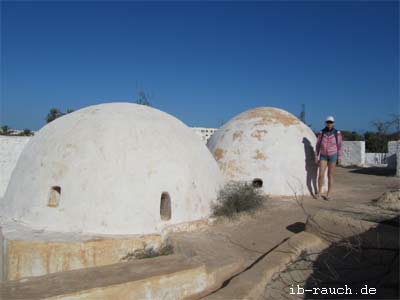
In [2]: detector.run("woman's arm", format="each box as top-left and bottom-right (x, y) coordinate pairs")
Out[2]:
(337, 131), (343, 163)
(315, 131), (322, 163)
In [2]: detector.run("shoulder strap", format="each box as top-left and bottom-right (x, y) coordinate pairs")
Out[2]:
(333, 128), (338, 145)
(333, 129), (339, 156)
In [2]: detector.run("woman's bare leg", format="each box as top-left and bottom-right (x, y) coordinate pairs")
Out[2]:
(318, 160), (327, 195)
(327, 162), (336, 197)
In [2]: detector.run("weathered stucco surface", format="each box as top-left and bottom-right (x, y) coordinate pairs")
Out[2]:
(0, 136), (31, 197)
(0, 103), (224, 235)
(207, 107), (322, 196)
(6, 234), (163, 280)
(341, 141), (365, 166)
(2, 254), (211, 300)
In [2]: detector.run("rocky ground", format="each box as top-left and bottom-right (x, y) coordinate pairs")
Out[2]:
(190, 166), (399, 299)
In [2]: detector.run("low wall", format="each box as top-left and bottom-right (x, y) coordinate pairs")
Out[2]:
(387, 140), (400, 169)
(341, 141), (365, 166)
(3, 230), (163, 280)
(0, 136), (31, 197)
(397, 147), (400, 177)
(365, 153), (387, 165)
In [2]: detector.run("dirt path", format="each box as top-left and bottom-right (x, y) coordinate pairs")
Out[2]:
(190, 166), (399, 298)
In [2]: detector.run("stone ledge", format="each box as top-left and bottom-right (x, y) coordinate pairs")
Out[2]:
(305, 210), (399, 249)
(202, 231), (329, 300)
(1, 254), (207, 300)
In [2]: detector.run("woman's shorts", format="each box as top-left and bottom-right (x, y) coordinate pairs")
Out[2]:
(320, 153), (338, 163)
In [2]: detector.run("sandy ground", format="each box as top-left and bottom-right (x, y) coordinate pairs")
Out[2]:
(194, 166), (399, 298)
(200, 166), (398, 256)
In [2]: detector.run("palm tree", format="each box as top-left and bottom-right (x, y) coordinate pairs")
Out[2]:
(22, 129), (33, 136)
(135, 90), (152, 106)
(1, 125), (10, 135)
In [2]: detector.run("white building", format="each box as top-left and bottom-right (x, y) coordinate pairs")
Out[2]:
(207, 107), (322, 196)
(192, 127), (217, 143)
(0, 103), (224, 235)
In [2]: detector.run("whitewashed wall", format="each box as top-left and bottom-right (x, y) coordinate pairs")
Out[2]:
(0, 136), (31, 197)
(341, 141), (365, 166)
(397, 147), (400, 177)
(365, 153), (387, 165)
(387, 141), (400, 170)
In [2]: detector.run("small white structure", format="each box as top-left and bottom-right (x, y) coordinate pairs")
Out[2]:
(0, 136), (31, 197)
(0, 103), (223, 235)
(207, 107), (321, 196)
(397, 147), (400, 177)
(365, 153), (387, 165)
(341, 141), (365, 167)
(387, 140), (400, 169)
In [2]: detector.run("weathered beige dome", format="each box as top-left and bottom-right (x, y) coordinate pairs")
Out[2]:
(0, 103), (224, 235)
(207, 107), (320, 196)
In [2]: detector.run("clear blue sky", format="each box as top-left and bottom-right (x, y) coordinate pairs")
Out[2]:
(1, 1), (398, 132)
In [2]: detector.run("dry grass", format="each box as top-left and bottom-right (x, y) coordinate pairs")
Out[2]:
(121, 243), (174, 261)
(373, 189), (400, 211)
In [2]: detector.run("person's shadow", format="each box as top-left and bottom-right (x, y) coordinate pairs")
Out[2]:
(302, 137), (318, 197)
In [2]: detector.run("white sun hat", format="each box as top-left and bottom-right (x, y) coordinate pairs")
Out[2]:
(325, 116), (335, 122)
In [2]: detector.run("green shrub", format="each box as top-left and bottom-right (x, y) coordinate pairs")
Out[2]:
(212, 182), (266, 218)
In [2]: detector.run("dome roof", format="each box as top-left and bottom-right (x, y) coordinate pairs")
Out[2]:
(1, 103), (224, 235)
(207, 107), (319, 196)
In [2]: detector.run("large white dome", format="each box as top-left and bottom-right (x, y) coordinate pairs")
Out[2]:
(0, 103), (224, 235)
(207, 107), (320, 196)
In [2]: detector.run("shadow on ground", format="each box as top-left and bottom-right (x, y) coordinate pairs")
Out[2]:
(286, 222), (306, 234)
(348, 167), (396, 177)
(265, 217), (399, 300)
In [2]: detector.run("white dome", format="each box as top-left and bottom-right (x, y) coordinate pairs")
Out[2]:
(207, 107), (319, 196)
(1, 103), (224, 235)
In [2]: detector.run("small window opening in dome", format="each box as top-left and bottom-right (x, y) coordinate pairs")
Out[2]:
(252, 178), (263, 188)
(48, 186), (61, 207)
(160, 192), (171, 221)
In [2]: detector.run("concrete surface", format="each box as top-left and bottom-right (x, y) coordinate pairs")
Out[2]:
(1, 254), (208, 300)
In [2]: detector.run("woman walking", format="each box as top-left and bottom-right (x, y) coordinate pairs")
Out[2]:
(315, 116), (342, 200)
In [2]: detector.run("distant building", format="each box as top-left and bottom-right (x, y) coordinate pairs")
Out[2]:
(191, 127), (217, 143)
